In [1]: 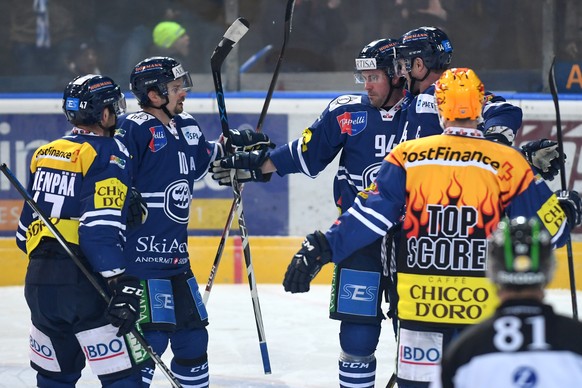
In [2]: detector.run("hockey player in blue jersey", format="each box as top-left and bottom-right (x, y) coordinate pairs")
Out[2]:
(115, 56), (273, 387)
(211, 39), (405, 387)
(16, 74), (144, 387)
(393, 26), (562, 180)
(280, 67), (581, 388)
(393, 26), (523, 145)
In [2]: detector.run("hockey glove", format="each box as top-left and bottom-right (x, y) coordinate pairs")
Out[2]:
(521, 139), (564, 181)
(283, 231), (332, 293)
(126, 187), (148, 228)
(483, 125), (516, 146)
(106, 275), (143, 337)
(556, 190), (582, 227)
(225, 129), (275, 152)
(209, 149), (272, 185)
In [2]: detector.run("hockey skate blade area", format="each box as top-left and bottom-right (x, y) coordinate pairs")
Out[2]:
(0, 285), (579, 387)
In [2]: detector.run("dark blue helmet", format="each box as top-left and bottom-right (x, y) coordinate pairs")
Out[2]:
(487, 217), (555, 288)
(62, 74), (126, 126)
(395, 26), (453, 72)
(129, 56), (193, 105)
(355, 38), (400, 80)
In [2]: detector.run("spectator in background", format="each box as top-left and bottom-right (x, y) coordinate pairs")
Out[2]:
(8, 0), (91, 81)
(67, 42), (101, 77)
(260, 0), (348, 72)
(151, 21), (191, 66)
(558, 0), (582, 60)
(395, 0), (448, 27)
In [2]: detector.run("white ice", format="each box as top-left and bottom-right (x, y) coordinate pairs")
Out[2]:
(0, 285), (579, 387)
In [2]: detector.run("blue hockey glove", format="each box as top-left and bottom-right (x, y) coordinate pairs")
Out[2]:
(126, 187), (148, 228)
(209, 149), (272, 186)
(227, 129), (275, 152)
(556, 190), (582, 227)
(521, 139), (564, 181)
(283, 231), (332, 293)
(106, 275), (143, 337)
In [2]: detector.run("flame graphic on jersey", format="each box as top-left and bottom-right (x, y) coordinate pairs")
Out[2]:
(404, 172), (501, 239)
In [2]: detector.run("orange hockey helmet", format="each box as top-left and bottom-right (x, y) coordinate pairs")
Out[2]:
(434, 68), (484, 122)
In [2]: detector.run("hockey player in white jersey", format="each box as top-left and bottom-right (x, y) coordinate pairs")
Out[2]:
(433, 216), (582, 388)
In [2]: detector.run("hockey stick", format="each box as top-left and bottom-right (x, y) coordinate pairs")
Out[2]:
(0, 163), (183, 388)
(202, 17), (252, 305)
(203, 0), (295, 304)
(256, 0), (295, 132)
(210, 17), (272, 375)
(385, 372), (397, 388)
(548, 56), (578, 320)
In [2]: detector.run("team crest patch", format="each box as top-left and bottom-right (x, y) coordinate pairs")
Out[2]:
(336, 111), (367, 136)
(149, 126), (167, 152)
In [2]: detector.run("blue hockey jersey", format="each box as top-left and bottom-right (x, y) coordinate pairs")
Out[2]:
(396, 85), (523, 143)
(269, 93), (404, 212)
(16, 129), (132, 274)
(116, 112), (220, 278)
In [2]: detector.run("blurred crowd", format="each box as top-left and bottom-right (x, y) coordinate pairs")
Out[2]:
(0, 0), (579, 92)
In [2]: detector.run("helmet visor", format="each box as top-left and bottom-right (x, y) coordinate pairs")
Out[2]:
(353, 71), (387, 84)
(393, 58), (411, 78)
(112, 93), (127, 116)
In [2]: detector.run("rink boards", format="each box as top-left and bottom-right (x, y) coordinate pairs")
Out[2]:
(0, 92), (581, 288)
(0, 236), (581, 290)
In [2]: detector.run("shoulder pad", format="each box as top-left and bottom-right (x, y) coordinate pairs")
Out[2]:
(328, 94), (364, 112)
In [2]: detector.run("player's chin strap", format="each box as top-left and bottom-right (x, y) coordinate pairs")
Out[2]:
(381, 76), (405, 109)
(408, 65), (431, 96)
(147, 96), (174, 121)
(98, 110), (118, 137)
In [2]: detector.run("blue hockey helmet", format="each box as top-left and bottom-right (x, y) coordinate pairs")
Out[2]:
(354, 38), (400, 82)
(394, 26), (453, 74)
(129, 56), (193, 106)
(62, 74), (126, 126)
(487, 217), (555, 289)
(356, 38), (400, 73)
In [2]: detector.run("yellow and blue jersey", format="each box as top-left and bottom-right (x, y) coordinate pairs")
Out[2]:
(16, 130), (131, 274)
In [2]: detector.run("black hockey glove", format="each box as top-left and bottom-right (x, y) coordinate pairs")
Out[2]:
(209, 149), (272, 186)
(521, 139), (564, 181)
(106, 275), (143, 337)
(227, 129), (275, 152)
(126, 187), (148, 228)
(283, 231), (332, 293)
(556, 190), (582, 227)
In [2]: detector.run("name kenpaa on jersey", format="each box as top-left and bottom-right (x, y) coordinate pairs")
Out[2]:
(31, 169), (76, 197)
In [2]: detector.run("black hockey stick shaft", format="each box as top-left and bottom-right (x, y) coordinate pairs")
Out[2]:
(204, 1), (296, 304)
(256, 0), (295, 132)
(0, 163), (183, 388)
(210, 18), (272, 375)
(202, 198), (237, 305)
(203, 17), (250, 304)
(385, 372), (397, 388)
(548, 57), (578, 320)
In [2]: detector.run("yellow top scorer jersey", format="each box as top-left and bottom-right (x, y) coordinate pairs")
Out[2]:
(383, 129), (565, 325)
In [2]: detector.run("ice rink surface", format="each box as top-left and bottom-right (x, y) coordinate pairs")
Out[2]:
(0, 284), (579, 387)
